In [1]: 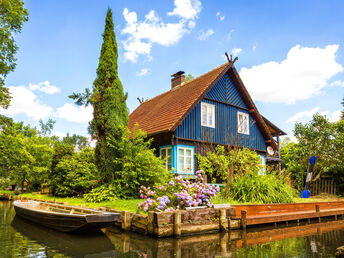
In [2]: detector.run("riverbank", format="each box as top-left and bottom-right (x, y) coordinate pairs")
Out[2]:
(3, 191), (344, 214)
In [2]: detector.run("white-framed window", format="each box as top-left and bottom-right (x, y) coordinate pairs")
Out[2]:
(201, 102), (215, 128)
(237, 111), (249, 135)
(177, 146), (194, 174)
(160, 147), (172, 171)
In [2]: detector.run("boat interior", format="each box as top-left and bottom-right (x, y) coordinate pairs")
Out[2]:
(17, 200), (103, 215)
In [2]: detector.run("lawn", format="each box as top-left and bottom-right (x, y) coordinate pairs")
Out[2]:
(14, 192), (344, 214)
(18, 193), (141, 213)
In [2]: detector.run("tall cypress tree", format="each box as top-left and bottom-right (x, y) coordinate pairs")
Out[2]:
(70, 9), (128, 183)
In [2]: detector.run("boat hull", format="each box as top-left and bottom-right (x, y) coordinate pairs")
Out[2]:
(13, 200), (120, 232)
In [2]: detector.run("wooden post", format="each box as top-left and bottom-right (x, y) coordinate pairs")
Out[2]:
(147, 211), (155, 235)
(174, 211), (181, 237)
(220, 209), (228, 232)
(241, 210), (247, 229)
(316, 205), (320, 212)
(121, 211), (130, 231)
(220, 233), (228, 254)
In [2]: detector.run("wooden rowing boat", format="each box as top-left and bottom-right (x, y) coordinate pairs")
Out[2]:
(13, 200), (120, 232)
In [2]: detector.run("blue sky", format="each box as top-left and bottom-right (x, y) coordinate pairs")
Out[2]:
(1, 0), (344, 140)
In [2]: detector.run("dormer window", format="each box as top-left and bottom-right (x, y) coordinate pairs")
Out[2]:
(201, 102), (215, 128)
(238, 111), (249, 135)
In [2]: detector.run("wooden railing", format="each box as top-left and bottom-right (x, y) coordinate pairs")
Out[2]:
(311, 179), (337, 196)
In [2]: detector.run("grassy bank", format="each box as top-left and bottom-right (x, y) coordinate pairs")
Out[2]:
(10, 192), (343, 214)
(18, 193), (141, 213)
(213, 193), (344, 205)
(0, 190), (12, 194)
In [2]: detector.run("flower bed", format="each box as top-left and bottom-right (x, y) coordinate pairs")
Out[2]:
(138, 171), (220, 212)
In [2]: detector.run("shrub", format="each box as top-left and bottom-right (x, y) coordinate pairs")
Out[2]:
(0, 177), (11, 190)
(137, 170), (220, 212)
(109, 128), (169, 198)
(84, 184), (118, 202)
(197, 145), (263, 183)
(49, 147), (98, 197)
(228, 171), (296, 203)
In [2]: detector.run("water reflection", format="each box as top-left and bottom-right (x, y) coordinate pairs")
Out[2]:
(1, 200), (344, 257)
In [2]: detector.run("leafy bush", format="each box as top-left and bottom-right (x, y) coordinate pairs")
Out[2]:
(0, 177), (11, 190)
(197, 145), (263, 183)
(228, 171), (296, 203)
(49, 147), (98, 197)
(84, 184), (118, 202)
(137, 171), (220, 212)
(109, 128), (169, 198)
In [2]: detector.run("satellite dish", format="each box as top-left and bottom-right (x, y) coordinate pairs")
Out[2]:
(267, 146), (274, 156)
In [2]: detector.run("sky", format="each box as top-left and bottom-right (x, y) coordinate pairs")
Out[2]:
(1, 0), (344, 141)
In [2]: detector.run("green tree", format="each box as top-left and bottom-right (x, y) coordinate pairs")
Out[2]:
(50, 147), (98, 197)
(0, 116), (54, 192)
(0, 0), (28, 108)
(341, 97), (344, 120)
(281, 113), (344, 192)
(62, 133), (89, 150)
(111, 128), (168, 198)
(70, 9), (128, 183)
(197, 145), (263, 197)
(185, 73), (194, 82)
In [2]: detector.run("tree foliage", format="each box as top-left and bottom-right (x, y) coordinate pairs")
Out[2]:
(49, 147), (98, 197)
(70, 9), (128, 183)
(281, 113), (344, 192)
(0, 115), (54, 191)
(0, 0), (28, 108)
(197, 145), (263, 197)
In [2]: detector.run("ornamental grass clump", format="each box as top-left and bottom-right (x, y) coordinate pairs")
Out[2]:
(229, 171), (296, 203)
(138, 170), (220, 212)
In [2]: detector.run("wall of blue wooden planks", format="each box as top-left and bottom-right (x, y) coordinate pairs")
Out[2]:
(175, 72), (266, 151)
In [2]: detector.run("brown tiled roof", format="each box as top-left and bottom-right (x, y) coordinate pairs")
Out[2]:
(129, 63), (229, 135)
(129, 62), (277, 149)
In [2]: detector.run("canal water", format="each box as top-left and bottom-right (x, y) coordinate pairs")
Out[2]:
(1, 200), (344, 258)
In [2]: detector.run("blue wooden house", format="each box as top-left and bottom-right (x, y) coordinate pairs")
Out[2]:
(129, 62), (286, 175)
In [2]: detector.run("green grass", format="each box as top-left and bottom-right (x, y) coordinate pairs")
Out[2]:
(19, 193), (141, 213)
(0, 190), (12, 194)
(213, 193), (344, 205)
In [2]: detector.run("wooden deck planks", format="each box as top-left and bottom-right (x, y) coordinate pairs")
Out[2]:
(232, 202), (344, 227)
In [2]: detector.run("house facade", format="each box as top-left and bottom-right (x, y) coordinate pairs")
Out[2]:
(129, 62), (286, 175)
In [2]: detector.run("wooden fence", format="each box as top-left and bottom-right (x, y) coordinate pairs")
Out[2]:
(311, 179), (337, 196)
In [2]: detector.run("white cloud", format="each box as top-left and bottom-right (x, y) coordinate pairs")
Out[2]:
(329, 110), (342, 122)
(240, 45), (343, 104)
(137, 68), (150, 76)
(52, 131), (66, 139)
(55, 103), (93, 124)
(0, 86), (52, 120)
(216, 12), (225, 21)
(122, 1), (201, 62)
(122, 8), (188, 62)
(29, 81), (60, 95)
(188, 20), (196, 29)
(321, 109), (342, 122)
(227, 29), (234, 40)
(198, 29), (214, 40)
(168, 0), (201, 19)
(287, 107), (342, 124)
(252, 44), (257, 51)
(231, 48), (242, 56)
(330, 80), (344, 87)
(287, 107), (320, 124)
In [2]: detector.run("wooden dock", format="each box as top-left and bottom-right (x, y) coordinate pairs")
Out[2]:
(233, 201), (344, 228)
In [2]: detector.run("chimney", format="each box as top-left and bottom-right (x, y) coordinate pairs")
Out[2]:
(171, 71), (185, 89)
